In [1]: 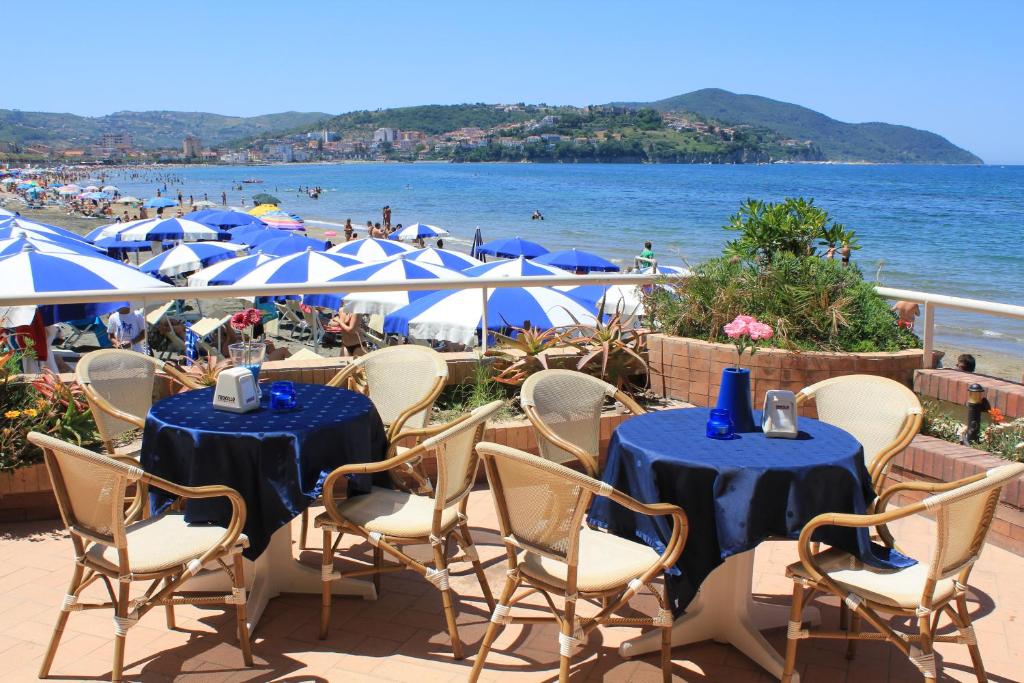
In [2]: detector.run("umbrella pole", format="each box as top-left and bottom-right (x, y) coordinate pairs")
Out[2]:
(480, 286), (488, 355)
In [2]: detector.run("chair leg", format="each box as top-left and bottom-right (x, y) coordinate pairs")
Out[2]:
(320, 527), (334, 640)
(469, 572), (518, 683)
(39, 564), (84, 678)
(954, 593), (987, 683)
(163, 576), (176, 629)
(373, 545), (383, 596)
(782, 582), (805, 683)
(660, 615), (672, 683)
(916, 611), (938, 681)
(432, 541), (464, 659)
(559, 594), (577, 683)
(459, 523), (494, 610)
(846, 611), (860, 660)
(232, 553), (253, 666)
(111, 581), (130, 683)
(299, 508), (309, 550)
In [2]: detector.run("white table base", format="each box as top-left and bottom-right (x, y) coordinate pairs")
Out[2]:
(184, 519), (377, 634)
(619, 548), (819, 681)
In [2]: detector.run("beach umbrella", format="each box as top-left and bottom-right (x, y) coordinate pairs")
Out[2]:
(639, 264), (690, 276)
(233, 228), (291, 247)
(24, 187), (42, 197)
(187, 253), (277, 287)
(0, 243), (171, 327)
(0, 234), (106, 258)
(328, 237), (415, 261)
(113, 195), (142, 204)
(232, 249), (363, 288)
(258, 210), (305, 230)
(84, 220), (144, 242)
(0, 207), (16, 218)
(101, 185), (118, 193)
(93, 237), (155, 258)
(56, 185), (79, 195)
(143, 196), (178, 209)
(258, 233), (327, 256)
(251, 193), (280, 206)
(83, 185), (99, 192)
(138, 242), (247, 277)
(476, 236), (549, 259)
(193, 209), (266, 229)
(117, 217), (231, 242)
(392, 247), (482, 271)
(534, 248), (620, 273)
(462, 256), (572, 279)
(390, 223), (449, 241)
(383, 285), (597, 347)
(248, 203), (280, 217)
(80, 191), (112, 200)
(304, 259), (466, 314)
(0, 216), (91, 244)
(190, 199), (218, 209)
(556, 284), (647, 317)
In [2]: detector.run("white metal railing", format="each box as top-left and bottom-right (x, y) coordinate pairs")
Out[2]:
(2, 275), (1021, 363)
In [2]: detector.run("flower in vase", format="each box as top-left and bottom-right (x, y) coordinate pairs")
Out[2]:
(723, 314), (773, 368)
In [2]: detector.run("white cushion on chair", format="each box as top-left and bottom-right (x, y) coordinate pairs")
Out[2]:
(317, 486), (458, 538)
(517, 526), (660, 593)
(787, 547), (956, 610)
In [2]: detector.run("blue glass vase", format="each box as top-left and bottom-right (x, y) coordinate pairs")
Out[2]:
(715, 367), (756, 432)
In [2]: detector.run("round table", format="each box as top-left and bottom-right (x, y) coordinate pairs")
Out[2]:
(588, 408), (895, 682)
(141, 383), (388, 633)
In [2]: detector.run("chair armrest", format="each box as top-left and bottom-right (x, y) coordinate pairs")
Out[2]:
(598, 487), (688, 572)
(141, 474), (247, 556)
(613, 390), (647, 416)
(326, 362), (359, 389)
(524, 405), (599, 477)
(84, 386), (145, 429)
(320, 445), (427, 522)
(875, 472), (986, 513)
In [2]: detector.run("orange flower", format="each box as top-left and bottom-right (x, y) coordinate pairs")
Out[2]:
(989, 407), (1005, 424)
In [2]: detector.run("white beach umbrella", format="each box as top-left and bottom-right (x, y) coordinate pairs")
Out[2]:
(138, 242), (247, 277)
(188, 253), (277, 287)
(463, 256), (573, 279)
(118, 217), (231, 242)
(232, 249), (363, 288)
(303, 259), (465, 314)
(328, 237), (416, 261)
(392, 247), (482, 271)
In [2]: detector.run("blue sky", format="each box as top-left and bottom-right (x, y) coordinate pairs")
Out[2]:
(6, 1), (1022, 163)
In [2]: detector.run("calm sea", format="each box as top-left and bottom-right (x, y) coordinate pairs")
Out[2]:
(105, 163), (1024, 363)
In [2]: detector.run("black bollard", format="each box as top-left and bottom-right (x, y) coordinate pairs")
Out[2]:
(964, 383), (986, 445)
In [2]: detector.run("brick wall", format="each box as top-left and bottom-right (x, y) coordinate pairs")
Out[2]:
(648, 334), (924, 413)
(914, 369), (1024, 418)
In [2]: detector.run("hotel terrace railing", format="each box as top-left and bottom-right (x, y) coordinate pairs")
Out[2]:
(2, 273), (1023, 365)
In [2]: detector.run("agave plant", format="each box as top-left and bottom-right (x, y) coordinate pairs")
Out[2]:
(485, 324), (565, 386)
(564, 308), (649, 391)
(175, 355), (234, 388)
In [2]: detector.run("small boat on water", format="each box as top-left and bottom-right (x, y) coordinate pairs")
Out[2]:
(242, 179), (263, 184)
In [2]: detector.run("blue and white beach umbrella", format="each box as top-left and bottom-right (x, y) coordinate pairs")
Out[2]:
(232, 249), (362, 288)
(476, 236), (549, 260)
(0, 216), (91, 244)
(304, 259), (465, 314)
(555, 284), (647, 317)
(187, 253), (277, 287)
(81, 191), (112, 201)
(328, 237), (415, 261)
(143, 197), (178, 209)
(0, 234), (105, 258)
(392, 247), (482, 271)
(639, 264), (690, 276)
(192, 210), (266, 230)
(390, 223), (449, 241)
(0, 243), (171, 327)
(139, 242), (247, 277)
(257, 234), (327, 257)
(534, 248), (620, 273)
(0, 226), (101, 253)
(117, 217), (231, 242)
(383, 285), (596, 347)
(463, 256), (572, 279)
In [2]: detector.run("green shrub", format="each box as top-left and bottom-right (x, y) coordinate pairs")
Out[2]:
(649, 252), (919, 353)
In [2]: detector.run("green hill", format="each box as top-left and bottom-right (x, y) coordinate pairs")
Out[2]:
(0, 109), (330, 149)
(617, 89), (981, 164)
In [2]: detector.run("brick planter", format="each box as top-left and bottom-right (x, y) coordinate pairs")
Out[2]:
(888, 435), (1024, 555)
(0, 463), (57, 522)
(647, 334), (924, 414)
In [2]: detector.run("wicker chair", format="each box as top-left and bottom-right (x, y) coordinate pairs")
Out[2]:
(76, 348), (202, 458)
(471, 442), (688, 683)
(28, 432), (253, 682)
(796, 374), (922, 492)
(521, 369), (647, 477)
(316, 401), (503, 658)
(296, 345), (450, 548)
(782, 463), (1024, 682)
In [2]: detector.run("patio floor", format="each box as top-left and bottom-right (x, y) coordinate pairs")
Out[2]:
(1, 488), (1021, 682)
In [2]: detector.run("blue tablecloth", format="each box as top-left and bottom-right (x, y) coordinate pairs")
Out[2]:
(588, 408), (912, 614)
(141, 384), (388, 559)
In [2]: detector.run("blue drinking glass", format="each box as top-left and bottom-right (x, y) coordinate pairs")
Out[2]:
(706, 408), (735, 440)
(269, 381), (297, 410)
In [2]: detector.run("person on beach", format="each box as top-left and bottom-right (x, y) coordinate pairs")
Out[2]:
(107, 305), (146, 354)
(956, 354), (977, 373)
(383, 205), (391, 229)
(343, 219), (353, 241)
(436, 238), (444, 249)
(640, 241), (654, 264)
(371, 223), (383, 238)
(221, 191), (227, 205)
(892, 300), (920, 330)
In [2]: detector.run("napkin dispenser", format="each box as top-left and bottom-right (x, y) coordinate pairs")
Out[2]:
(761, 390), (798, 438)
(213, 367), (260, 413)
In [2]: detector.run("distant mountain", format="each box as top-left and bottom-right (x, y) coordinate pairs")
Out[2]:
(0, 109), (330, 149)
(615, 89), (981, 164)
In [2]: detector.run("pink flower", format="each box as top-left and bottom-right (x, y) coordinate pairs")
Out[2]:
(723, 316), (750, 339)
(244, 308), (262, 326)
(735, 315), (756, 325)
(229, 311), (248, 331)
(748, 321), (774, 341)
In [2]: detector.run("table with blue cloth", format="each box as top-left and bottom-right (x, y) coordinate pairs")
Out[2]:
(142, 383), (388, 559)
(588, 407), (912, 680)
